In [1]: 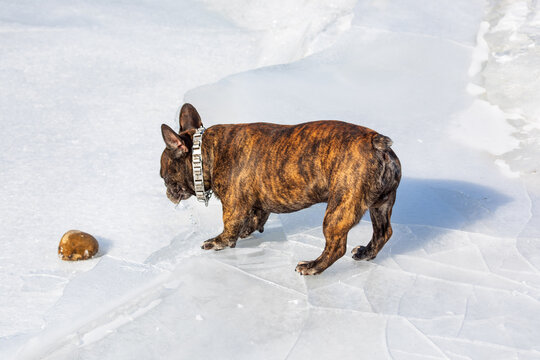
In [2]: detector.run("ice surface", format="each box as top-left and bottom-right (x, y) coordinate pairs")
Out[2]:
(1, 0), (540, 359)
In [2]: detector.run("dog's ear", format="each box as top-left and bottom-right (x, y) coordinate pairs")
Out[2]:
(161, 124), (189, 157)
(179, 103), (203, 131)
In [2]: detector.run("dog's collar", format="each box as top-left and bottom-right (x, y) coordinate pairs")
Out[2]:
(192, 127), (212, 206)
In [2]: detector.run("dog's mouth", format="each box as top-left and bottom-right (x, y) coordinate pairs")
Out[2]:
(166, 188), (191, 204)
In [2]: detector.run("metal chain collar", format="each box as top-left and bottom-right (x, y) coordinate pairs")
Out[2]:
(192, 127), (212, 206)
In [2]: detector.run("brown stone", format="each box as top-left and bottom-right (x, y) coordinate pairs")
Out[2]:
(58, 230), (99, 261)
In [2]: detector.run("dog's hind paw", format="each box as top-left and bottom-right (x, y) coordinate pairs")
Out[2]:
(295, 260), (324, 275)
(351, 246), (376, 261)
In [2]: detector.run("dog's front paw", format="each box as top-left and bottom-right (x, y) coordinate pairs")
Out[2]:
(201, 237), (236, 251)
(351, 246), (376, 261)
(201, 238), (227, 251)
(295, 260), (324, 275)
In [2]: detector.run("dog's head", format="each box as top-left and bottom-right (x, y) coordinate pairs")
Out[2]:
(160, 103), (203, 204)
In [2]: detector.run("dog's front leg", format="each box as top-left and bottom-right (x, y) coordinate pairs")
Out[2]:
(201, 205), (249, 250)
(239, 208), (270, 238)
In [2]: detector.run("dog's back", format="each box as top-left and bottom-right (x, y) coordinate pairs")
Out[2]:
(204, 120), (400, 214)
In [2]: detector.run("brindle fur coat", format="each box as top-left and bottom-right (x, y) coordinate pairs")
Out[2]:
(161, 104), (401, 275)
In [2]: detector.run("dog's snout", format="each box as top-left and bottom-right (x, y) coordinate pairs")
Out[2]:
(165, 181), (190, 204)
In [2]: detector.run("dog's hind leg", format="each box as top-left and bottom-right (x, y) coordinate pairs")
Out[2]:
(352, 190), (396, 261)
(296, 194), (366, 275)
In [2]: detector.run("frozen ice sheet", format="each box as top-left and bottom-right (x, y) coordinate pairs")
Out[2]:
(2, 0), (540, 359)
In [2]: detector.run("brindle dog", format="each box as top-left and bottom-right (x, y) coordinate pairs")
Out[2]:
(160, 104), (401, 275)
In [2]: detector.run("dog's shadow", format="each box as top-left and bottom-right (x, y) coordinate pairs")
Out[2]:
(392, 177), (510, 230)
(235, 219), (289, 249)
(261, 177), (511, 254)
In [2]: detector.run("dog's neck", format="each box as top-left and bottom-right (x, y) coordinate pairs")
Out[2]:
(191, 127), (212, 206)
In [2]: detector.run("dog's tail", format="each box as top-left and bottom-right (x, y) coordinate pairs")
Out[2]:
(372, 133), (393, 150)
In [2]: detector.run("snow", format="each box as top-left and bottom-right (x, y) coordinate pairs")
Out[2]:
(450, 99), (519, 156)
(1, 0), (539, 359)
